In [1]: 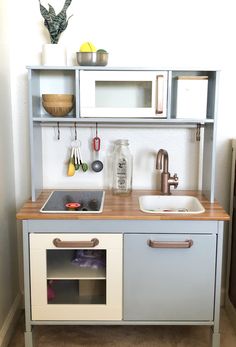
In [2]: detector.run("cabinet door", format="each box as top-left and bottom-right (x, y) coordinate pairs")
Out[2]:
(80, 70), (167, 118)
(124, 233), (216, 321)
(30, 233), (122, 320)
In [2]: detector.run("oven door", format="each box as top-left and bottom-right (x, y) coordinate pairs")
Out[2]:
(79, 70), (168, 118)
(30, 233), (122, 321)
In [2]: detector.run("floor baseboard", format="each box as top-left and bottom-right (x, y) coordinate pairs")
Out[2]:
(0, 293), (22, 347)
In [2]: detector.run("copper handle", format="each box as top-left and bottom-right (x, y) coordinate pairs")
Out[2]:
(147, 239), (193, 249)
(53, 238), (99, 248)
(155, 75), (164, 115)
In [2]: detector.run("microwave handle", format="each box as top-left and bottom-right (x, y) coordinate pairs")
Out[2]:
(155, 75), (164, 115)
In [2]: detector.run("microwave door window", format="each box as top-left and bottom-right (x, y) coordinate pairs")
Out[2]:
(95, 81), (152, 108)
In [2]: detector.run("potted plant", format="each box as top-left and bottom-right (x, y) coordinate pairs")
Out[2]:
(39, 0), (73, 65)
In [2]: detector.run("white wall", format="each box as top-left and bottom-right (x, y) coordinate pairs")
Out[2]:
(10, 0), (236, 209)
(0, 1), (20, 346)
(8, 0), (236, 313)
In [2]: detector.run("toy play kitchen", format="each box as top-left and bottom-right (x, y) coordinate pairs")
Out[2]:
(17, 66), (229, 347)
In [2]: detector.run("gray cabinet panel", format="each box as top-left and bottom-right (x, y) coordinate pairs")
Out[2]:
(124, 233), (216, 321)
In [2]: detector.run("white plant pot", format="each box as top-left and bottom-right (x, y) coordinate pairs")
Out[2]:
(42, 44), (67, 66)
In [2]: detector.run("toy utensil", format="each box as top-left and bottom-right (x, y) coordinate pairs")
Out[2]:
(78, 145), (88, 172)
(91, 123), (103, 172)
(74, 147), (80, 170)
(67, 147), (75, 176)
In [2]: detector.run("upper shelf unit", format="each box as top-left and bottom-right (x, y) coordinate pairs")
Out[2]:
(27, 66), (218, 125)
(27, 67), (218, 201)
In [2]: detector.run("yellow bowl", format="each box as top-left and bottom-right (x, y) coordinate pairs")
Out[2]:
(42, 94), (74, 102)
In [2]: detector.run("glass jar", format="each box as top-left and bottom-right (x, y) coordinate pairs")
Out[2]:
(112, 139), (133, 195)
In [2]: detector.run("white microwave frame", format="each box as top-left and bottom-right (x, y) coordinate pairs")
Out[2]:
(79, 70), (168, 118)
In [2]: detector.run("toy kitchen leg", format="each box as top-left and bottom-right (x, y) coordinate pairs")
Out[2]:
(211, 221), (224, 347)
(23, 222), (34, 347)
(25, 331), (34, 347)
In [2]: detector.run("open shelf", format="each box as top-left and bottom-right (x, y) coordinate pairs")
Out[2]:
(169, 70), (217, 121)
(47, 250), (106, 280)
(47, 279), (106, 305)
(33, 115), (77, 122)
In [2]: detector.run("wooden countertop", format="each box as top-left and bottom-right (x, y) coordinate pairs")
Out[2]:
(16, 190), (230, 221)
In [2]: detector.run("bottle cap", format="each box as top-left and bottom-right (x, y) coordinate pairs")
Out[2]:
(116, 139), (129, 145)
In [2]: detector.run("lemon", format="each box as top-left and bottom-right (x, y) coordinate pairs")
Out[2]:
(80, 42), (97, 52)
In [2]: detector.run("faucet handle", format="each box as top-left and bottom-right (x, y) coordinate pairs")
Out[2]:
(173, 173), (179, 189)
(169, 173), (179, 189)
(173, 173), (178, 181)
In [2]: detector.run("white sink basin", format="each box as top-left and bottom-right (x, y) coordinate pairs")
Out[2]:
(139, 195), (205, 214)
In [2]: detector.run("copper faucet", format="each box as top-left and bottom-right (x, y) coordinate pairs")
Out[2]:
(156, 149), (179, 195)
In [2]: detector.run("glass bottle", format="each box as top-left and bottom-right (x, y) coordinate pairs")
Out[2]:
(112, 139), (133, 195)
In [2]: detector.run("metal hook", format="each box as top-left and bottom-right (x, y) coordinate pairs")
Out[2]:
(57, 122), (60, 140)
(196, 123), (201, 142)
(74, 122), (77, 141)
(95, 122), (98, 137)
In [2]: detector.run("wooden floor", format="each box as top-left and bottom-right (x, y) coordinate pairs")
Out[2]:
(8, 310), (236, 347)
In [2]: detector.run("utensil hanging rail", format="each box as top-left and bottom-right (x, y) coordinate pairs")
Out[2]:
(36, 122), (207, 129)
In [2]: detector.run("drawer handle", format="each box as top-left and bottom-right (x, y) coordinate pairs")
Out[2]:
(53, 238), (99, 248)
(147, 239), (193, 249)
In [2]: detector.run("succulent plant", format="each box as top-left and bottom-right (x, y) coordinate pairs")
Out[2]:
(39, 0), (73, 44)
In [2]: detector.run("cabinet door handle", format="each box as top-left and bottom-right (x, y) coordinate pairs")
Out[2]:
(53, 238), (99, 248)
(155, 75), (164, 115)
(147, 239), (193, 249)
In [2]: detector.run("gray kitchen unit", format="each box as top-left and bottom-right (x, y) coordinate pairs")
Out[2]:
(18, 66), (229, 347)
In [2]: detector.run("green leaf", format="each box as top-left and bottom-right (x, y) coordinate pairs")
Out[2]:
(58, 0), (72, 21)
(48, 4), (56, 20)
(61, 0), (72, 12)
(39, 2), (51, 22)
(58, 20), (68, 34)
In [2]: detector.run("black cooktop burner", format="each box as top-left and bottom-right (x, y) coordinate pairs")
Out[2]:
(40, 190), (105, 214)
